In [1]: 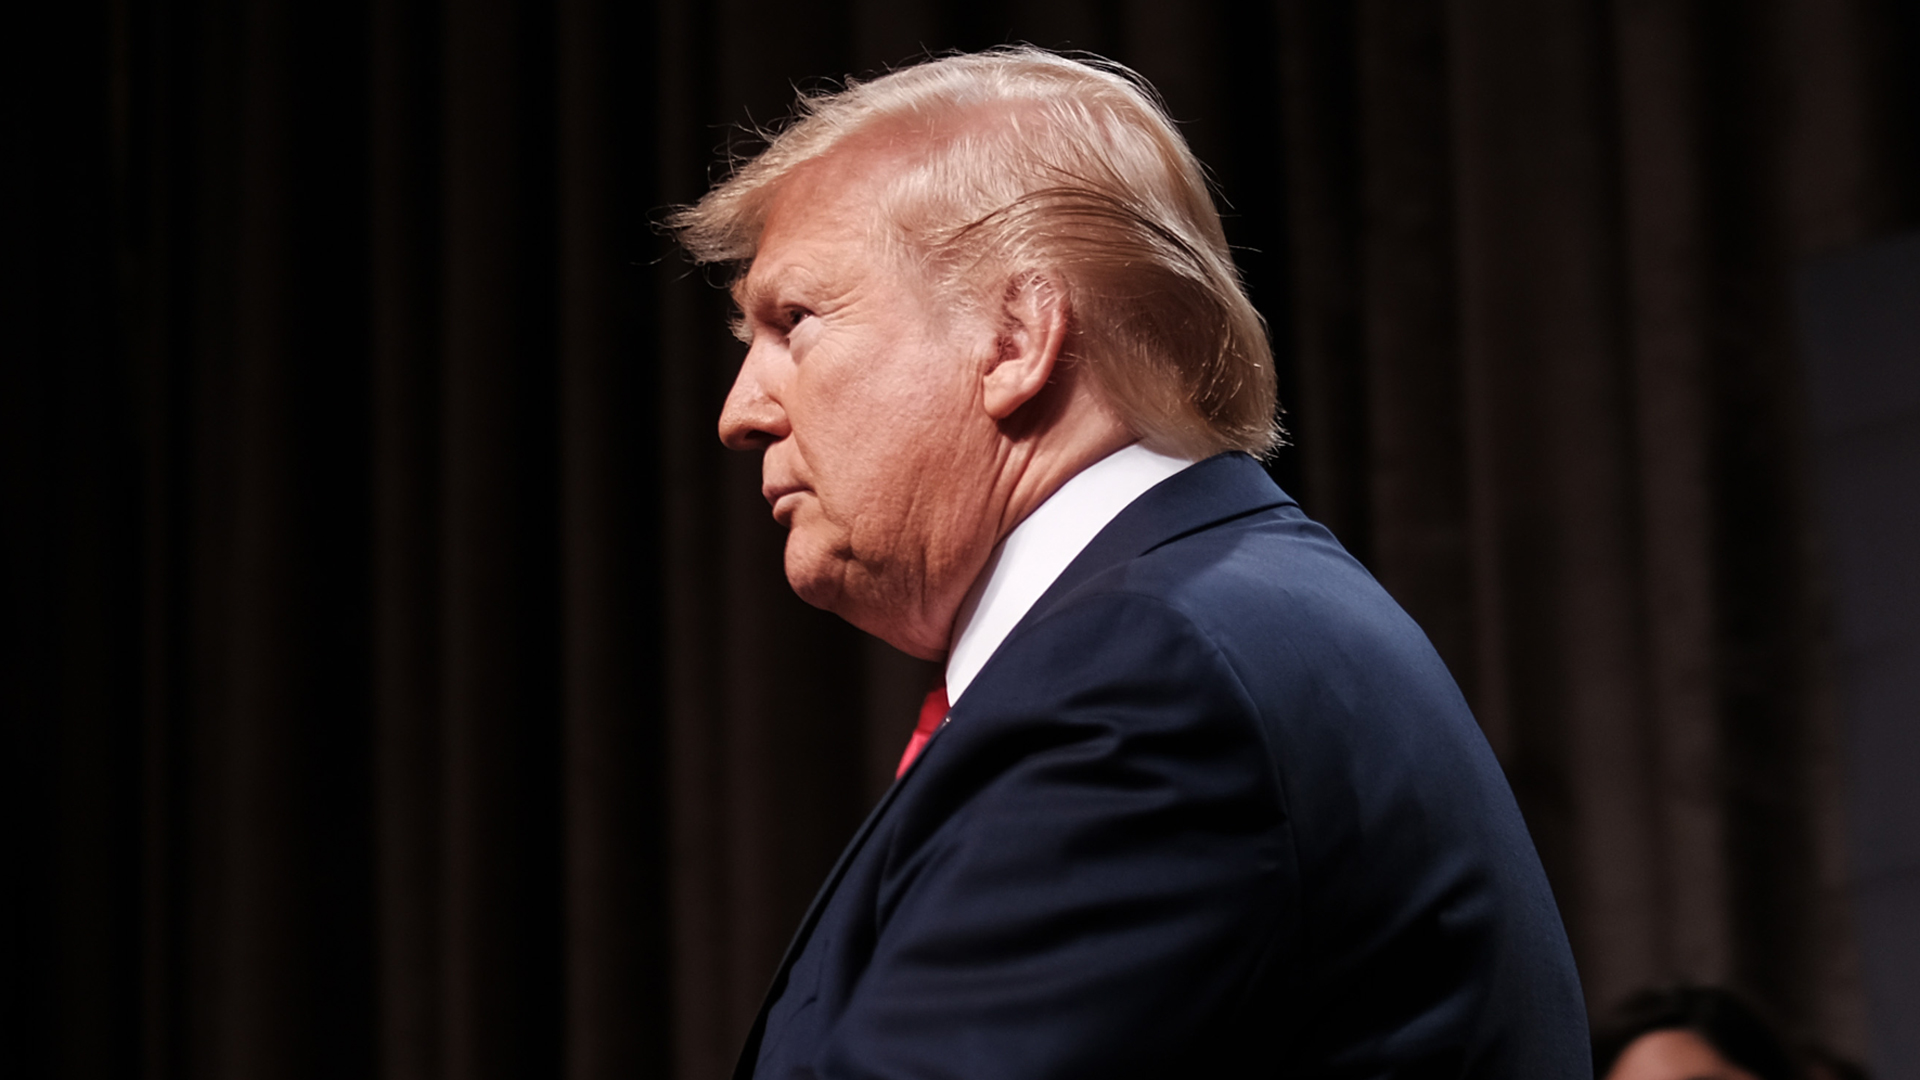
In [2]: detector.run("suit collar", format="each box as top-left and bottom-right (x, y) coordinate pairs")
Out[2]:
(1013, 451), (1292, 634)
(946, 443), (1195, 704)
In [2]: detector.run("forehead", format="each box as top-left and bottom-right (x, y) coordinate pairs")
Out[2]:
(736, 151), (899, 298)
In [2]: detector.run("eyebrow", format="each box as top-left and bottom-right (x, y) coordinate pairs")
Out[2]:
(729, 274), (759, 312)
(726, 271), (776, 344)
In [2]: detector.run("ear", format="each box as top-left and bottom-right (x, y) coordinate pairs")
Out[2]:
(982, 272), (1070, 421)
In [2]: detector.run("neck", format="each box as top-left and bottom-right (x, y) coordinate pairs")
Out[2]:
(956, 375), (1135, 629)
(867, 374), (1134, 662)
(993, 416), (1136, 547)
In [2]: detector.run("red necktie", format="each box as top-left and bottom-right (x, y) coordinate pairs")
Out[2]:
(896, 683), (950, 778)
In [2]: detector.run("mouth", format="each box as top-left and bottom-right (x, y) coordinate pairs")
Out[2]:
(763, 484), (807, 527)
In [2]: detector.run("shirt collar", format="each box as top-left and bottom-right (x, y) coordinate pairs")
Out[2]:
(944, 442), (1196, 705)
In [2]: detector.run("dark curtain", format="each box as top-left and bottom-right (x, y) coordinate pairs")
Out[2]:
(5, 1), (1916, 1078)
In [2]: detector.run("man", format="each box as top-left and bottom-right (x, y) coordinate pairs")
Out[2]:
(673, 48), (1589, 1078)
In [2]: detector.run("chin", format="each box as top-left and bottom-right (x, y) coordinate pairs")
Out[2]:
(783, 544), (943, 660)
(783, 536), (845, 614)
(787, 574), (843, 617)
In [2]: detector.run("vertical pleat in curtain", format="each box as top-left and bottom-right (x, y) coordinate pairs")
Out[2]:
(1273, 0), (1916, 1047)
(5, 0), (1918, 1078)
(3, 0), (672, 1076)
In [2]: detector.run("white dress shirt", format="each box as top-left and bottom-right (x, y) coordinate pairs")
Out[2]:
(944, 443), (1197, 706)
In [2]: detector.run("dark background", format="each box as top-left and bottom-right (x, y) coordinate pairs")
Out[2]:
(1798, 233), (1920, 1080)
(5, 1), (1917, 1078)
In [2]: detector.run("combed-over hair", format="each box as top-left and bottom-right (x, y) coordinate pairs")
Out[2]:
(669, 47), (1281, 459)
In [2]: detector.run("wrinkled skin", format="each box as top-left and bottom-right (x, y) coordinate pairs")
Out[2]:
(718, 141), (1132, 658)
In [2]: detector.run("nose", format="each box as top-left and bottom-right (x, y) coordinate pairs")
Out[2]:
(718, 342), (789, 451)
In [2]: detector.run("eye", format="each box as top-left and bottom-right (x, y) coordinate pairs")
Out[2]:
(785, 307), (814, 330)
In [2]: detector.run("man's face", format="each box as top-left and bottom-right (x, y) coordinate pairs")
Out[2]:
(718, 156), (1006, 658)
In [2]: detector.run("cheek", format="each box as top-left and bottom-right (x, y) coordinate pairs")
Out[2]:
(798, 374), (929, 480)
(794, 329), (993, 513)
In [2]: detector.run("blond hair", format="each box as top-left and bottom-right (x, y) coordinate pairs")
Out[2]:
(670, 47), (1281, 458)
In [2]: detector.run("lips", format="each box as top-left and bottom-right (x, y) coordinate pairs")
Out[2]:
(764, 483), (806, 526)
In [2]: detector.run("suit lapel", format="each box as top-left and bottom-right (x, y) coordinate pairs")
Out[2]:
(730, 764), (919, 1079)
(731, 452), (1291, 1077)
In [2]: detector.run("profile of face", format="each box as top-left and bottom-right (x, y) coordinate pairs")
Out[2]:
(1604, 1030), (1762, 1080)
(717, 152), (1011, 658)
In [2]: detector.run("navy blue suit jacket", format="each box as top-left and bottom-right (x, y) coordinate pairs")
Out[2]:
(740, 453), (1589, 1078)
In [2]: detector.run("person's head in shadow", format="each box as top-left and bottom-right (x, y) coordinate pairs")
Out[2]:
(1593, 986), (1800, 1080)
